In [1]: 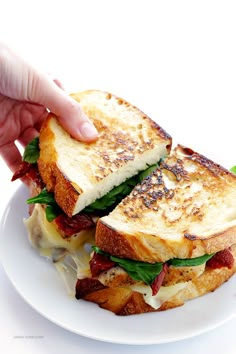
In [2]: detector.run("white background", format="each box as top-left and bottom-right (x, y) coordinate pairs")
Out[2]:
(0, 0), (236, 353)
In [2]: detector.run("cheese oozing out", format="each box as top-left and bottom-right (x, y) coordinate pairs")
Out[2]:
(129, 282), (188, 309)
(24, 204), (95, 256)
(24, 204), (95, 294)
(24, 205), (206, 310)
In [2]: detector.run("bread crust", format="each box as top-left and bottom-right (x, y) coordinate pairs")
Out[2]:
(38, 90), (172, 216)
(96, 145), (236, 261)
(96, 220), (236, 262)
(37, 115), (81, 216)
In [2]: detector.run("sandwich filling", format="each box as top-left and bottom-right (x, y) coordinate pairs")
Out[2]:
(48, 242), (235, 310)
(22, 186), (235, 312)
(74, 245), (235, 309)
(13, 136), (162, 225)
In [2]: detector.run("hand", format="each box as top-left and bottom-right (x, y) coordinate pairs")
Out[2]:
(0, 43), (98, 172)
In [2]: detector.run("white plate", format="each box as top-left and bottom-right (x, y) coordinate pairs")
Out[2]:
(0, 184), (235, 345)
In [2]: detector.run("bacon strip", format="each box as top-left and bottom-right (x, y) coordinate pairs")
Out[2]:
(75, 278), (106, 299)
(89, 252), (115, 277)
(11, 161), (32, 181)
(151, 263), (169, 296)
(12, 162), (44, 188)
(54, 213), (95, 237)
(207, 248), (234, 270)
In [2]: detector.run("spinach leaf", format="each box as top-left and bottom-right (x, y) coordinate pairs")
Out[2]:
(45, 205), (61, 222)
(92, 247), (215, 285)
(84, 164), (158, 213)
(92, 246), (163, 285)
(230, 166), (236, 174)
(168, 253), (215, 267)
(27, 188), (62, 222)
(137, 164), (158, 182)
(27, 188), (56, 205)
(92, 246), (108, 255)
(84, 177), (138, 212)
(111, 256), (163, 285)
(23, 137), (40, 163)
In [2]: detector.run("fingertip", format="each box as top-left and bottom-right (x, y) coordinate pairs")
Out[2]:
(57, 115), (98, 142)
(77, 121), (99, 142)
(58, 98), (98, 142)
(40, 83), (98, 142)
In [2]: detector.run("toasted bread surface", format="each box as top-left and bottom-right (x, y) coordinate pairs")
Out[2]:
(96, 145), (236, 261)
(76, 245), (236, 315)
(38, 90), (171, 216)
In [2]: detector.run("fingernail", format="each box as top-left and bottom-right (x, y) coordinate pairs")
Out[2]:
(79, 121), (98, 140)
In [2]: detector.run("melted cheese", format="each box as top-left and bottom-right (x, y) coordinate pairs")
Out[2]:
(129, 282), (188, 309)
(24, 204), (95, 256)
(24, 206), (195, 309)
(24, 204), (95, 296)
(55, 251), (92, 296)
(98, 266), (189, 310)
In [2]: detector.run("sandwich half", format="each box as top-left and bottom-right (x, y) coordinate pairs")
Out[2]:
(12, 89), (171, 261)
(75, 145), (236, 315)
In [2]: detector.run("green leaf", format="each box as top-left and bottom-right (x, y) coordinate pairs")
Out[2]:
(84, 177), (138, 213)
(91, 247), (163, 285)
(230, 166), (236, 174)
(168, 253), (215, 267)
(27, 189), (61, 222)
(26, 188), (57, 205)
(92, 247), (216, 285)
(45, 205), (61, 222)
(137, 164), (158, 182)
(23, 137), (40, 163)
(84, 164), (158, 213)
(110, 256), (163, 285)
(92, 246), (108, 255)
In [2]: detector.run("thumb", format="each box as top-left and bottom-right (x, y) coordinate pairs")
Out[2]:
(29, 73), (98, 142)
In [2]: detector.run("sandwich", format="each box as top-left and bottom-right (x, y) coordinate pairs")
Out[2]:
(12, 89), (171, 264)
(13, 89), (235, 316)
(75, 145), (236, 315)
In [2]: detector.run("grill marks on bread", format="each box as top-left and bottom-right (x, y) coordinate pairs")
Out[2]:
(38, 90), (172, 216)
(96, 145), (236, 262)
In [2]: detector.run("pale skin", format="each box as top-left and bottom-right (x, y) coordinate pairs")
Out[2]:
(0, 43), (98, 172)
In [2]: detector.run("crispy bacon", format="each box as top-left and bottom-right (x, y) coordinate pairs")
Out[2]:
(207, 248), (234, 270)
(151, 263), (169, 296)
(11, 161), (32, 181)
(89, 252), (115, 277)
(27, 165), (44, 188)
(54, 213), (95, 237)
(12, 162), (44, 188)
(75, 278), (106, 299)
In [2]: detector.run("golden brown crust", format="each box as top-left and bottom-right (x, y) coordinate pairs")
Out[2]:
(38, 115), (81, 217)
(96, 145), (236, 261)
(96, 221), (140, 260)
(96, 220), (236, 262)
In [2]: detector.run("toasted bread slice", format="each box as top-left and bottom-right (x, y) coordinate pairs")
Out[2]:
(96, 145), (236, 262)
(38, 90), (171, 217)
(75, 245), (236, 315)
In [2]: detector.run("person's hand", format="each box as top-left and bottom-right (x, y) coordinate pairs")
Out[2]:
(0, 43), (98, 172)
